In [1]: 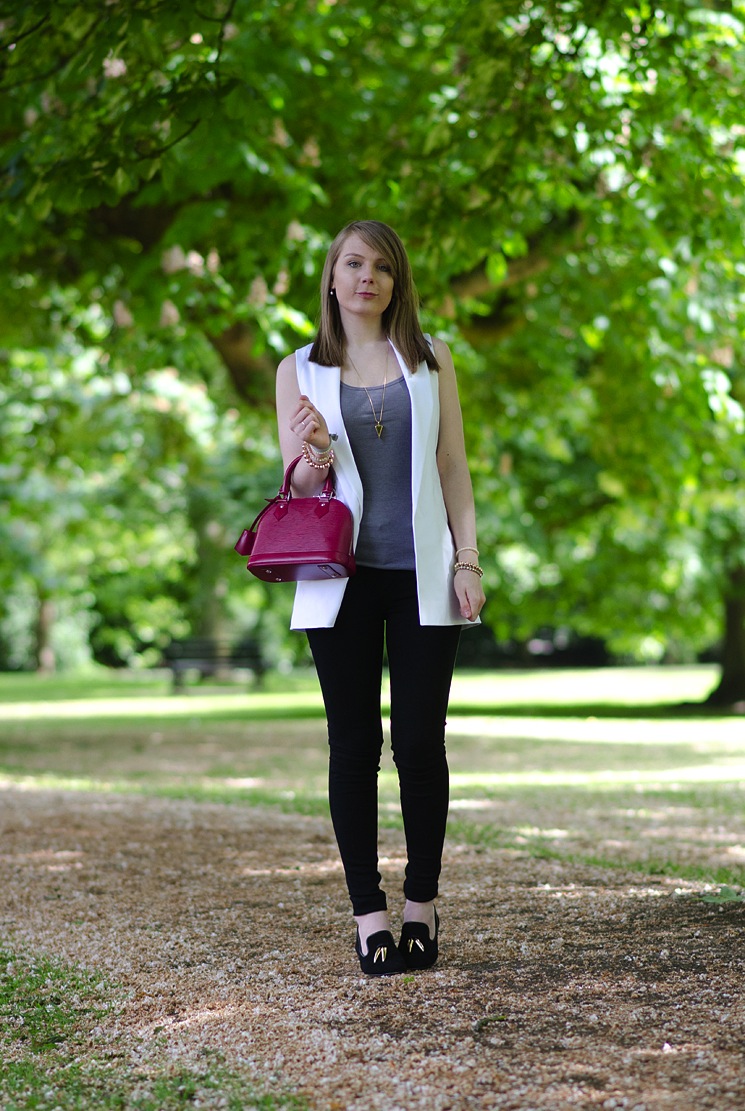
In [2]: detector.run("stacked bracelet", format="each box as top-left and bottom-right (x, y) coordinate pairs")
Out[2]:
(302, 441), (335, 469)
(454, 561), (484, 578)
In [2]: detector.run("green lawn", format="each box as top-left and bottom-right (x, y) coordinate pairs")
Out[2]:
(0, 660), (722, 707)
(1, 664), (742, 886)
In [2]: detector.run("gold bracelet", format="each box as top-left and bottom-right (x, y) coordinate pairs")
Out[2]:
(454, 561), (483, 578)
(302, 441), (334, 469)
(456, 546), (479, 560)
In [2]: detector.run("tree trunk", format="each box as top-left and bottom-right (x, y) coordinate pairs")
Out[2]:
(207, 323), (275, 405)
(705, 566), (745, 706)
(187, 487), (231, 678)
(35, 590), (56, 673)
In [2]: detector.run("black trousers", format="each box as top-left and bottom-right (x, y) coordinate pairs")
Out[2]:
(306, 567), (461, 915)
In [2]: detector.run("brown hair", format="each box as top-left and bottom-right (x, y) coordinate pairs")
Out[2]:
(309, 220), (439, 372)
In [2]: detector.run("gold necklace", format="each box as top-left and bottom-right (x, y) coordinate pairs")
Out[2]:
(347, 345), (389, 438)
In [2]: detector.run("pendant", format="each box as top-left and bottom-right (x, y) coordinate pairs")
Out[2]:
(375, 422), (383, 438)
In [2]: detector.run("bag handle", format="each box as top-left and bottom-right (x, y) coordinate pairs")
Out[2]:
(234, 456), (336, 556)
(278, 455), (335, 500)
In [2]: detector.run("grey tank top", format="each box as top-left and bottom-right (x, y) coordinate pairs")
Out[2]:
(340, 375), (416, 569)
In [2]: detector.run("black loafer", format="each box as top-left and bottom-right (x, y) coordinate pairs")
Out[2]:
(355, 929), (407, 976)
(398, 907), (439, 970)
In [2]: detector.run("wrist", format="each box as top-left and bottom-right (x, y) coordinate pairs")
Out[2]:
(454, 560), (483, 578)
(302, 440), (334, 469)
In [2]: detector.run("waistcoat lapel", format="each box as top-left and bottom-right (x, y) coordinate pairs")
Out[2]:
(391, 342), (438, 515)
(295, 348), (364, 542)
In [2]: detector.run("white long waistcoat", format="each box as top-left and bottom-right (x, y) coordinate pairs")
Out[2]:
(290, 340), (472, 630)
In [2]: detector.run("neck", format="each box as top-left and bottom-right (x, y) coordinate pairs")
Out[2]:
(339, 312), (388, 350)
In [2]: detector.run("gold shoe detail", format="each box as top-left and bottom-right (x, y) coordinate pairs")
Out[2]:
(407, 938), (426, 954)
(373, 946), (388, 963)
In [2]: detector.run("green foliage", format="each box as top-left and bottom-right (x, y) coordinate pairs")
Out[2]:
(0, 304), (282, 668)
(1, 1), (744, 682)
(700, 884), (745, 904)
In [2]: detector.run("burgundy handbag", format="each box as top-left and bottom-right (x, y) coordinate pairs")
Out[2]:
(234, 456), (356, 583)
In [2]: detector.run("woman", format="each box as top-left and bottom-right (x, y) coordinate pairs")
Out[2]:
(276, 220), (485, 975)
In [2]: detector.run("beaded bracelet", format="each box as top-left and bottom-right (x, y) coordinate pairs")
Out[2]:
(302, 441), (335, 469)
(454, 561), (484, 578)
(304, 439), (333, 463)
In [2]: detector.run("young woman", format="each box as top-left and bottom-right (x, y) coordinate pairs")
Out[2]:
(276, 220), (485, 975)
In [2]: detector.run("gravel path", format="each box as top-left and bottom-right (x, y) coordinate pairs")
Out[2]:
(1, 786), (744, 1110)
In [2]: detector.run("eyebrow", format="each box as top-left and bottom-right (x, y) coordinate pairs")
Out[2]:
(342, 251), (389, 262)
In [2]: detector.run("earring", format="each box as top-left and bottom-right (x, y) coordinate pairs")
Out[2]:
(329, 288), (336, 297)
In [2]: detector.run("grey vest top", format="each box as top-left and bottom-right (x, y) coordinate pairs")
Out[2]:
(340, 375), (415, 569)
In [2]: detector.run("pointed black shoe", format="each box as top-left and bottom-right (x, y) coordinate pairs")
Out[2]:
(355, 929), (407, 976)
(398, 907), (439, 970)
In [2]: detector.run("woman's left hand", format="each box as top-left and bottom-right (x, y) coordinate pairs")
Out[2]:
(454, 569), (486, 622)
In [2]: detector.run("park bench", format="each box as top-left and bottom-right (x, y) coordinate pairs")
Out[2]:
(163, 636), (266, 692)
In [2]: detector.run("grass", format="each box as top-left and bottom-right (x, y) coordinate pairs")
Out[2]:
(0, 668), (321, 704)
(0, 946), (309, 1111)
(1, 663), (743, 888)
(0, 660), (721, 711)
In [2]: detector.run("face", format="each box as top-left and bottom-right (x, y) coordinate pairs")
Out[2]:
(331, 232), (395, 320)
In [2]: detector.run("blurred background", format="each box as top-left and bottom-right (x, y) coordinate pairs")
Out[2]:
(1, 0), (743, 705)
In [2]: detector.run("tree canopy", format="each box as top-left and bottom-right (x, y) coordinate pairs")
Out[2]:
(1, 0), (744, 699)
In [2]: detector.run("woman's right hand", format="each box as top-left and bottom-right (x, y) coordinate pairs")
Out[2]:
(290, 394), (330, 449)
(276, 357), (332, 493)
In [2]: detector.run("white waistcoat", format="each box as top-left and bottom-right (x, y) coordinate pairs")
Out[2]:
(290, 340), (473, 630)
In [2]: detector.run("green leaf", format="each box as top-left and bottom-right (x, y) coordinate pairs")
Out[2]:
(701, 885), (744, 904)
(485, 252), (508, 286)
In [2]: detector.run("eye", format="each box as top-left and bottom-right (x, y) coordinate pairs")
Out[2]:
(377, 264), (391, 272)
(346, 260), (360, 268)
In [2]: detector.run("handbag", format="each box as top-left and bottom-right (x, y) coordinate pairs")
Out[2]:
(234, 456), (356, 583)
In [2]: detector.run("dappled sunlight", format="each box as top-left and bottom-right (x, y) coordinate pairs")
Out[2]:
(513, 825), (570, 839)
(448, 764), (745, 787)
(0, 691), (321, 722)
(449, 665), (720, 707)
(139, 1006), (232, 1036)
(0, 667), (730, 727)
(3, 671), (744, 895)
(529, 879), (698, 900)
(447, 714), (745, 746)
(0, 773), (127, 794)
(0, 849), (85, 873)
(239, 859), (344, 878)
(448, 798), (496, 811)
(443, 790), (745, 882)
(2, 778), (743, 1111)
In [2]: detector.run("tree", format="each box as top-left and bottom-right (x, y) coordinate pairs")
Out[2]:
(0, 303), (281, 669)
(1, 0), (744, 698)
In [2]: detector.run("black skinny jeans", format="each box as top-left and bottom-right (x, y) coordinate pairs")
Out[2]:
(306, 567), (461, 916)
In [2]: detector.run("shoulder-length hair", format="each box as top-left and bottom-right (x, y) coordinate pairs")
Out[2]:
(309, 220), (439, 372)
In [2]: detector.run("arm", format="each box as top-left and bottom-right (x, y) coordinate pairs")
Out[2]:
(276, 353), (333, 497)
(433, 337), (486, 623)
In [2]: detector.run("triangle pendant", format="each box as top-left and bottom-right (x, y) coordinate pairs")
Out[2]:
(375, 422), (383, 438)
